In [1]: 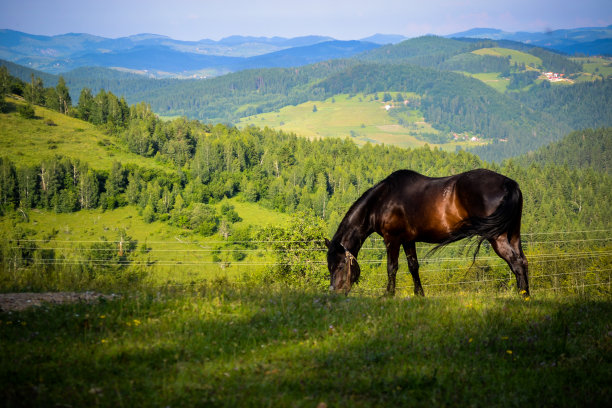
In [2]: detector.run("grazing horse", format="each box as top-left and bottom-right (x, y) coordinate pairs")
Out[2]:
(325, 169), (529, 297)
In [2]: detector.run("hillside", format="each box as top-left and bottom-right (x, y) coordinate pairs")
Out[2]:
(0, 97), (169, 172)
(1, 94), (610, 240)
(237, 92), (480, 148)
(514, 127), (612, 173)
(447, 25), (612, 55)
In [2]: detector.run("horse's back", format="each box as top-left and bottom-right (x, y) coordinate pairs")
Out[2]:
(372, 169), (520, 243)
(455, 169), (518, 217)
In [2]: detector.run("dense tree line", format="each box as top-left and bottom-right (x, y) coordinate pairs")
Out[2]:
(511, 78), (612, 130)
(514, 127), (611, 174)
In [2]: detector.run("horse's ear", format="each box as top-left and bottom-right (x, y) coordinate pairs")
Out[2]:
(324, 238), (332, 248)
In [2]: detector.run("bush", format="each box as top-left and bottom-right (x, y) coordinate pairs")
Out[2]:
(258, 212), (328, 288)
(17, 103), (35, 119)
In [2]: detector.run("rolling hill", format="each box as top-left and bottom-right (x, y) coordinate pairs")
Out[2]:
(2, 32), (611, 161)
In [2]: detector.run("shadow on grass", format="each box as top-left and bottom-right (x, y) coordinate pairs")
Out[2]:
(1, 285), (610, 407)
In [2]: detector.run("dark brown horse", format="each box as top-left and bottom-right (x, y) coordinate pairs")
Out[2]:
(325, 169), (529, 297)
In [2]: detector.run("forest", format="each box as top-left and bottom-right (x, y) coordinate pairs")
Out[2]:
(1, 68), (610, 233)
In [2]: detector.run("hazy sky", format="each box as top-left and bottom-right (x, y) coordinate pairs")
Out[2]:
(2, 0), (611, 40)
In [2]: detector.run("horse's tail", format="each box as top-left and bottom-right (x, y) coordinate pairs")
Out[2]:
(429, 177), (523, 260)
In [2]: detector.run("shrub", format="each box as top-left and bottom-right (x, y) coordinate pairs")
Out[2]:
(258, 212), (328, 288)
(17, 103), (35, 119)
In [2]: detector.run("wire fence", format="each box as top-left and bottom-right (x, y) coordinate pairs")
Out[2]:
(4, 228), (611, 295)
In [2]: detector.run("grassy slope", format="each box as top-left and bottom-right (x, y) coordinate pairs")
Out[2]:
(0, 98), (169, 171)
(1, 287), (610, 407)
(1, 198), (290, 286)
(0, 101), (291, 283)
(572, 56), (612, 82)
(472, 47), (542, 67)
(465, 48), (543, 93)
(237, 93), (481, 150)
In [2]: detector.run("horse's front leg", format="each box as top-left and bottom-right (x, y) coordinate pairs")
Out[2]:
(385, 240), (401, 296)
(403, 242), (425, 296)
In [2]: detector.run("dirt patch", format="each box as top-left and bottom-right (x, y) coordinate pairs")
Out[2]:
(0, 292), (120, 312)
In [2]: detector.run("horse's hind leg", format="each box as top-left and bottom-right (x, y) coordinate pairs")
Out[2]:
(489, 234), (529, 296)
(403, 242), (425, 296)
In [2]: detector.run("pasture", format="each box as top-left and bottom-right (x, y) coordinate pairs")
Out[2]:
(237, 93), (480, 150)
(1, 284), (610, 407)
(472, 47), (542, 69)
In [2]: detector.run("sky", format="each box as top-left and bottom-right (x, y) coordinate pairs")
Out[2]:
(1, 0), (611, 41)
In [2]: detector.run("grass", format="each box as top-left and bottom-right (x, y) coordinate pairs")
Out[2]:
(571, 57), (612, 82)
(469, 72), (510, 93)
(0, 97), (169, 172)
(0, 198), (291, 288)
(1, 285), (610, 407)
(237, 93), (479, 151)
(472, 47), (542, 68)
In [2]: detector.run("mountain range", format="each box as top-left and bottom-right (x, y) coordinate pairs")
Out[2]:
(447, 25), (612, 55)
(1, 26), (610, 77)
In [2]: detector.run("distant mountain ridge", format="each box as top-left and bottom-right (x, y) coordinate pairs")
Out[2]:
(2, 25), (610, 77)
(0, 29), (377, 76)
(447, 25), (612, 55)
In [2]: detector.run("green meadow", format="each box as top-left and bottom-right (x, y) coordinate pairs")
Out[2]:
(472, 47), (543, 68)
(0, 98), (169, 172)
(1, 285), (610, 407)
(237, 93), (481, 150)
(572, 57), (612, 82)
(0, 197), (291, 289)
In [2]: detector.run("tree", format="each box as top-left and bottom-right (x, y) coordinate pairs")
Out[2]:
(0, 158), (18, 213)
(56, 76), (71, 114)
(78, 169), (99, 210)
(259, 212), (328, 287)
(0, 66), (10, 112)
(25, 74), (44, 105)
(77, 88), (95, 121)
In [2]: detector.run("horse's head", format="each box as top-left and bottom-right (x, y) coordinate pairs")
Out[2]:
(325, 238), (361, 294)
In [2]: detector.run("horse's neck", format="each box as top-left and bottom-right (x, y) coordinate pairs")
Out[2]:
(334, 204), (373, 257)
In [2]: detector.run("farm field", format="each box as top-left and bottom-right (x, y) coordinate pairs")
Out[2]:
(1, 285), (610, 407)
(237, 93), (483, 150)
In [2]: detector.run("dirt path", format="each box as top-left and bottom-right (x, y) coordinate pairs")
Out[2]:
(0, 292), (119, 312)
